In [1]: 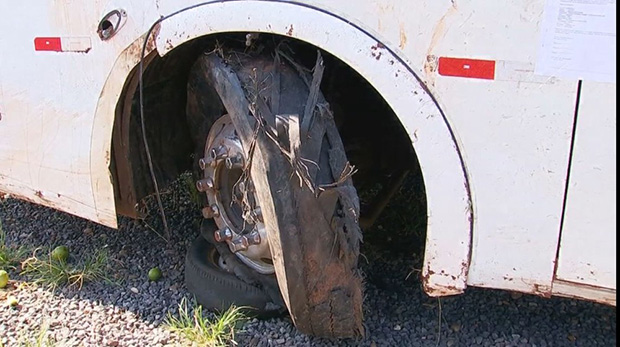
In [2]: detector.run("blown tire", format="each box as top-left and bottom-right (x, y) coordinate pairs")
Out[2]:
(185, 234), (283, 316)
(186, 47), (363, 338)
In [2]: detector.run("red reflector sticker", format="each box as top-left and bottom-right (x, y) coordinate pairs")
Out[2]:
(34, 37), (62, 51)
(438, 57), (496, 80)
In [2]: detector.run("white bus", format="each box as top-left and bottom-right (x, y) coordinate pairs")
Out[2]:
(0, 0), (615, 338)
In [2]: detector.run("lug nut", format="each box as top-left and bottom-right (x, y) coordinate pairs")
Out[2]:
(229, 237), (249, 252)
(201, 205), (219, 219)
(247, 231), (261, 245)
(198, 157), (212, 170)
(196, 177), (214, 192)
(253, 207), (263, 222)
(225, 154), (244, 169)
(210, 145), (228, 161)
(214, 227), (233, 242)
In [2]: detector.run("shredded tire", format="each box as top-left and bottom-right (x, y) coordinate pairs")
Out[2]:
(186, 47), (363, 338)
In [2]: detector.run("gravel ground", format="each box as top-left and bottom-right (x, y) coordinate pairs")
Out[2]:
(0, 181), (616, 347)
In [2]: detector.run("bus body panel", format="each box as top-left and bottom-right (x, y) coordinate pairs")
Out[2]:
(0, 0), (615, 304)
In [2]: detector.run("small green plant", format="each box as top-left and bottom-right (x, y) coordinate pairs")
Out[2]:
(165, 298), (246, 347)
(0, 220), (29, 270)
(182, 172), (202, 209)
(21, 248), (113, 289)
(18, 322), (56, 347)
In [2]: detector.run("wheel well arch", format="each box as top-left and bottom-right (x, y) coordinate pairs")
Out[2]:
(98, 0), (473, 295)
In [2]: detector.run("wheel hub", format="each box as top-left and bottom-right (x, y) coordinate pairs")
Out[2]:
(197, 114), (274, 274)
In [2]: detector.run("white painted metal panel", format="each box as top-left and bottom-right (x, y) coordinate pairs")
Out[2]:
(448, 78), (577, 296)
(0, 0), (615, 304)
(555, 82), (616, 289)
(552, 279), (616, 306)
(0, 2), (159, 227)
(397, 0), (579, 296)
(308, 0), (586, 296)
(298, 1), (611, 297)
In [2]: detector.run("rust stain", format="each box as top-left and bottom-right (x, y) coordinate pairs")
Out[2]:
(424, 56), (439, 87)
(460, 260), (469, 278)
(532, 283), (552, 298)
(424, 3), (458, 87)
(125, 24), (161, 66)
(424, 281), (459, 297)
(399, 23), (407, 50)
(421, 264), (433, 284)
(126, 44), (141, 62)
(422, 264), (464, 297)
(127, 22), (161, 59)
(421, 253), (469, 297)
(146, 22), (161, 52)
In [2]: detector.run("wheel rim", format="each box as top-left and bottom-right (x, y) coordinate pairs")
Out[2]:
(198, 114), (274, 274)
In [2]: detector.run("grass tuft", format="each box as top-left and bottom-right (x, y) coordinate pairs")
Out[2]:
(16, 322), (56, 347)
(182, 172), (202, 209)
(0, 220), (29, 270)
(20, 248), (113, 289)
(165, 298), (246, 347)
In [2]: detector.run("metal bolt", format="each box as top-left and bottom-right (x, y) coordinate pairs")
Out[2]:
(198, 157), (212, 170)
(214, 227), (233, 242)
(210, 145), (228, 161)
(201, 205), (219, 219)
(247, 231), (261, 245)
(196, 177), (214, 192)
(229, 237), (249, 252)
(225, 154), (244, 169)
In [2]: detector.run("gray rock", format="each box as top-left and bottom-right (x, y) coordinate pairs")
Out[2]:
(0, 182), (616, 347)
